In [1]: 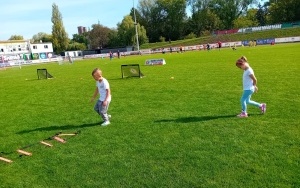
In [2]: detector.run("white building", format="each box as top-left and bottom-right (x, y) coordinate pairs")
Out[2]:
(0, 40), (55, 66)
(0, 40), (29, 55)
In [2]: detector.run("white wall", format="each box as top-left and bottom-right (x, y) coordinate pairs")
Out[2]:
(0, 41), (30, 55)
(30, 43), (53, 53)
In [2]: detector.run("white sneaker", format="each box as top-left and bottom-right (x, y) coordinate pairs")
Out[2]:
(237, 112), (248, 118)
(101, 121), (110, 126)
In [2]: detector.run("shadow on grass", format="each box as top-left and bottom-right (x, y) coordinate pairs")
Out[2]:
(16, 122), (101, 134)
(25, 79), (39, 81)
(25, 78), (56, 81)
(155, 115), (235, 123)
(108, 77), (145, 81)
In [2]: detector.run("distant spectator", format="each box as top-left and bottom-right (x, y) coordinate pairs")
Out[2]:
(68, 55), (74, 64)
(232, 43), (237, 50)
(109, 51), (113, 60)
(206, 43), (211, 51)
(218, 41), (222, 50)
(249, 41), (252, 47)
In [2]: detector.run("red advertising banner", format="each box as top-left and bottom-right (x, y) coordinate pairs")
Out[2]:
(214, 29), (239, 35)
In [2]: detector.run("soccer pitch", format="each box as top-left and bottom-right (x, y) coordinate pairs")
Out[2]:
(0, 43), (299, 187)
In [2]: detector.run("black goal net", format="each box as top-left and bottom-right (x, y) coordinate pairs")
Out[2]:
(37, 69), (54, 79)
(121, 64), (144, 78)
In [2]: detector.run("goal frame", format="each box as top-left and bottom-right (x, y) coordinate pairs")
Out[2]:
(121, 64), (143, 78)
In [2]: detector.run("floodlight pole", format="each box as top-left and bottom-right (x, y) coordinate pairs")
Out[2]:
(133, 0), (140, 51)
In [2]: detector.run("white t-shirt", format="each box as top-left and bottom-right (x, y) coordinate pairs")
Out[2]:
(96, 78), (111, 102)
(243, 67), (255, 90)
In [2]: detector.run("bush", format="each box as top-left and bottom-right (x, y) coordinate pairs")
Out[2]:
(159, 36), (165, 42)
(184, 32), (197, 39)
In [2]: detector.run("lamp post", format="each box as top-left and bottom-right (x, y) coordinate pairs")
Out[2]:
(133, 0), (140, 51)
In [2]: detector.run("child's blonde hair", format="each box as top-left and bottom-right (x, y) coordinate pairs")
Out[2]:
(240, 56), (248, 62)
(92, 68), (102, 76)
(236, 56), (248, 66)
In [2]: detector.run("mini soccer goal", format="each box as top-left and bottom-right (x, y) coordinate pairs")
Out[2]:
(37, 69), (54, 80)
(121, 64), (144, 78)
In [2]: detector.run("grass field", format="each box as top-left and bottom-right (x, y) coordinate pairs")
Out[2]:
(141, 27), (300, 49)
(0, 43), (299, 187)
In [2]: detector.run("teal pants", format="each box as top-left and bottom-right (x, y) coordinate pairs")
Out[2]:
(240, 89), (260, 112)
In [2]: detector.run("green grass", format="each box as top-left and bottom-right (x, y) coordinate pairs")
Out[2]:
(141, 27), (300, 49)
(0, 43), (299, 187)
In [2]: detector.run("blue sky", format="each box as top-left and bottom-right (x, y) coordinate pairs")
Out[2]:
(0, 0), (268, 41)
(0, 0), (134, 40)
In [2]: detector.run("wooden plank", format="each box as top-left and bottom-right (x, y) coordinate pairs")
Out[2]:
(17, 149), (32, 156)
(58, 133), (77, 136)
(53, 136), (66, 143)
(40, 141), (53, 147)
(0, 156), (13, 163)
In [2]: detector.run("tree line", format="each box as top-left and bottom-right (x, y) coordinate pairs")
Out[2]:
(8, 0), (300, 54)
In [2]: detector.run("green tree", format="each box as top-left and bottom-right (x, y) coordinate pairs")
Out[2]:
(136, 22), (149, 46)
(32, 32), (52, 43)
(107, 29), (121, 47)
(187, 0), (212, 12)
(188, 8), (221, 36)
(67, 41), (87, 51)
(267, 0), (300, 24)
(138, 0), (187, 42)
(129, 7), (149, 46)
(117, 15), (148, 47)
(233, 8), (259, 28)
(51, 3), (69, 54)
(118, 15), (135, 46)
(8, 35), (24, 40)
(89, 24), (111, 49)
(138, 0), (163, 42)
(72, 33), (89, 48)
(187, 0), (211, 37)
(210, 0), (256, 29)
(256, 3), (268, 26)
(130, 7), (144, 28)
(157, 0), (187, 41)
